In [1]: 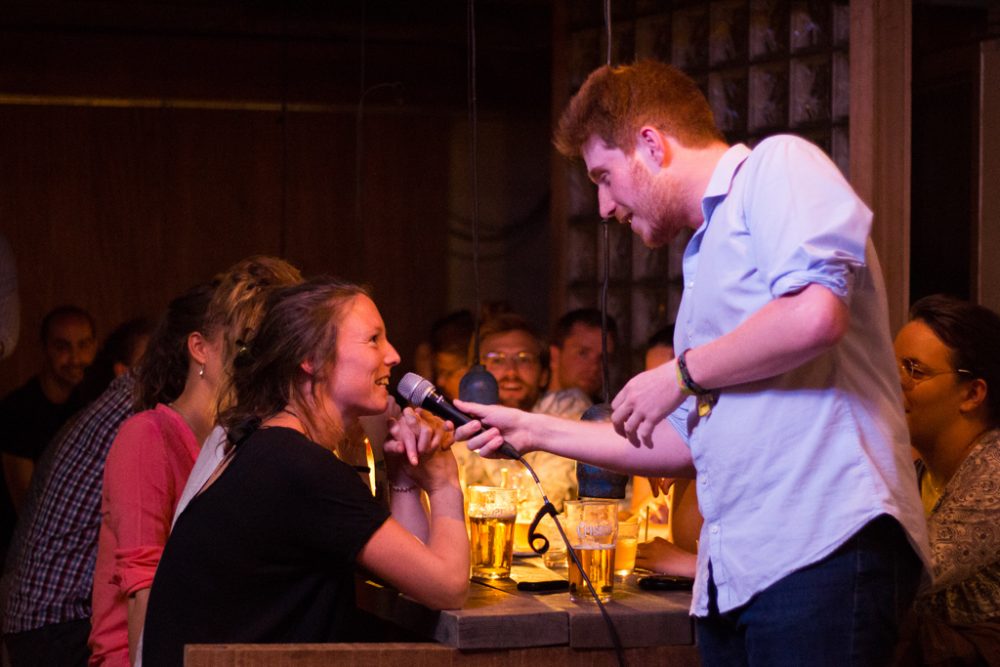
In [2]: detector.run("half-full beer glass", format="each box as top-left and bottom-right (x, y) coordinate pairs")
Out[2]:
(467, 486), (517, 579)
(564, 499), (618, 602)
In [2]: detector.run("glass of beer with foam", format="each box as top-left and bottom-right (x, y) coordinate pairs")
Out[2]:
(467, 486), (518, 579)
(564, 499), (618, 602)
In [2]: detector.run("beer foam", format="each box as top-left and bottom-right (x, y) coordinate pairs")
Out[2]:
(470, 508), (516, 520)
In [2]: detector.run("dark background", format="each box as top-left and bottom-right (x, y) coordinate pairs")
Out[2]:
(0, 0), (554, 393)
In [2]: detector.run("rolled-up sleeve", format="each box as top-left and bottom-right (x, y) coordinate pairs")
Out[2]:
(102, 415), (177, 595)
(743, 136), (872, 301)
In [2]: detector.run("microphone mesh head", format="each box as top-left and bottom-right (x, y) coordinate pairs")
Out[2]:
(397, 372), (434, 406)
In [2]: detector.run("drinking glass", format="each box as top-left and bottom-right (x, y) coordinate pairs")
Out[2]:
(538, 514), (567, 569)
(509, 469), (543, 554)
(614, 517), (639, 577)
(467, 486), (518, 579)
(564, 499), (618, 602)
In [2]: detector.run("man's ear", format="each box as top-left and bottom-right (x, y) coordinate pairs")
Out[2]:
(636, 126), (671, 171)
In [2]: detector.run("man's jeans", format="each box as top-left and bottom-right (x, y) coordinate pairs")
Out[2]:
(696, 514), (922, 667)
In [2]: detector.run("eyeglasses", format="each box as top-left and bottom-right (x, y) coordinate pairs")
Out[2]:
(482, 351), (540, 372)
(897, 357), (972, 386)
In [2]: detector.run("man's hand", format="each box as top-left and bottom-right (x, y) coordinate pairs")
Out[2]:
(611, 361), (684, 448)
(452, 400), (539, 458)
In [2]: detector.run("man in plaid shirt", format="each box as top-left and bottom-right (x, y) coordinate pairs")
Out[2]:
(1, 372), (135, 666)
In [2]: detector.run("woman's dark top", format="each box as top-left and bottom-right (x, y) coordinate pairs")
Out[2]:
(142, 426), (391, 667)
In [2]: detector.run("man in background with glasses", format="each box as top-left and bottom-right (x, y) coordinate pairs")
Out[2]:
(454, 312), (588, 510)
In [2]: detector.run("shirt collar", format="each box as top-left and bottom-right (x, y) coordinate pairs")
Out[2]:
(702, 143), (752, 202)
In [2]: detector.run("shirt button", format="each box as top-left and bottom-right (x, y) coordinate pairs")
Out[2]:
(687, 281), (694, 288)
(710, 525), (720, 534)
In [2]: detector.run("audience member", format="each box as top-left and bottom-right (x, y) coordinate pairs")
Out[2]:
(0, 305), (97, 513)
(455, 313), (587, 509)
(88, 285), (220, 666)
(0, 304), (193, 667)
(547, 308), (616, 403)
(89, 256), (302, 666)
(0, 233), (18, 361)
(893, 295), (1000, 665)
(142, 278), (468, 666)
(75, 317), (153, 406)
(165, 258), (304, 528)
(429, 310), (474, 401)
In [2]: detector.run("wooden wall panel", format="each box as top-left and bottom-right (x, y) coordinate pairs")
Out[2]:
(0, 103), (288, 393)
(850, 1), (911, 334)
(0, 2), (551, 397)
(356, 113), (453, 366)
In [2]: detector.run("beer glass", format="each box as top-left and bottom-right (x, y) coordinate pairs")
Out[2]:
(564, 499), (618, 602)
(467, 486), (517, 579)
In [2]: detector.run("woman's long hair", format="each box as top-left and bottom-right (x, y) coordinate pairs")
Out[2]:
(220, 276), (369, 450)
(134, 282), (216, 411)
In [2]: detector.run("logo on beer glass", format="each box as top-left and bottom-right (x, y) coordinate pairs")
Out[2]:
(576, 522), (615, 542)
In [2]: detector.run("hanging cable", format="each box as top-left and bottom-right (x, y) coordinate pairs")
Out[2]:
(600, 221), (612, 404)
(468, 0), (483, 364)
(457, 0), (499, 406)
(604, 0), (613, 67)
(599, 0), (613, 405)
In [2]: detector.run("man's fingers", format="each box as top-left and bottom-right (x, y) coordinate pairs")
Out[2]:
(624, 411), (645, 447)
(638, 422), (655, 449)
(611, 404), (631, 438)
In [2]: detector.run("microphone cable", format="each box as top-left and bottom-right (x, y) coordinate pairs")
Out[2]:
(509, 453), (627, 667)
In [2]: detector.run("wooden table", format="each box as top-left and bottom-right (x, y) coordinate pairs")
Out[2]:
(185, 558), (700, 666)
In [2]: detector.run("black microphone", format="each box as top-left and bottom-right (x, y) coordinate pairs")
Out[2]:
(397, 372), (520, 460)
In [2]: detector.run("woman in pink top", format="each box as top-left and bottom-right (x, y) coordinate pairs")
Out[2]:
(89, 256), (303, 666)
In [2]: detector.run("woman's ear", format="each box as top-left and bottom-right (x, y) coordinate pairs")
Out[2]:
(300, 359), (315, 376)
(959, 378), (988, 416)
(187, 332), (210, 367)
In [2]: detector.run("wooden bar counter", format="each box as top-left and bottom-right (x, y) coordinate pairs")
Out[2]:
(185, 558), (700, 666)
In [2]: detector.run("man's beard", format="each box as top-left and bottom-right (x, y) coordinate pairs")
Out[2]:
(628, 159), (688, 248)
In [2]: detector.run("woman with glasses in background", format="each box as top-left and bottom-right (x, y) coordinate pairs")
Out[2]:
(893, 294), (1000, 665)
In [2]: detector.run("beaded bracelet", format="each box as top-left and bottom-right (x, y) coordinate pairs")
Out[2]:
(677, 349), (710, 395)
(390, 483), (419, 494)
(675, 362), (695, 396)
(677, 349), (716, 418)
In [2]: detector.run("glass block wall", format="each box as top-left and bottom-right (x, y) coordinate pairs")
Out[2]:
(560, 0), (850, 387)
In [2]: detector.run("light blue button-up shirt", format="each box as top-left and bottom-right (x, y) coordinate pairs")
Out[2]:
(667, 135), (931, 616)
